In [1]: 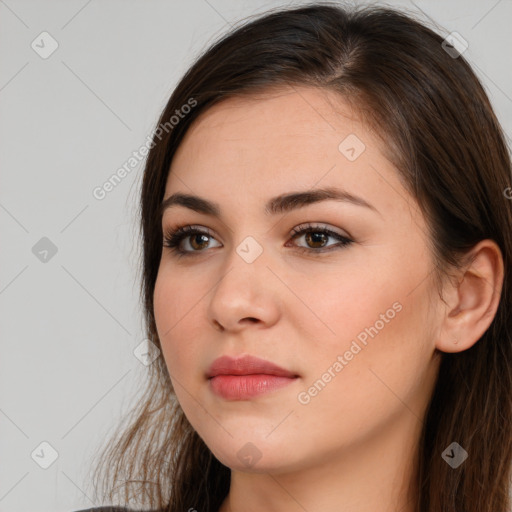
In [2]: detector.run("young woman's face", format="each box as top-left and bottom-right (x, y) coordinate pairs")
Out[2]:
(153, 86), (442, 475)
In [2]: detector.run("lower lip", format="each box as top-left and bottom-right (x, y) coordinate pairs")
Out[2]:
(209, 374), (298, 400)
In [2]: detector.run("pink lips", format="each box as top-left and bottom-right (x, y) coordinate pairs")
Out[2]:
(207, 355), (299, 400)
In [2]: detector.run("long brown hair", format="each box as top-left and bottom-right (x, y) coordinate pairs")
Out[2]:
(89, 2), (512, 511)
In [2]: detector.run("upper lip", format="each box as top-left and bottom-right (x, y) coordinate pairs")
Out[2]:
(207, 355), (299, 379)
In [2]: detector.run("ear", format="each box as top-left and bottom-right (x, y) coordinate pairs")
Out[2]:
(435, 239), (504, 353)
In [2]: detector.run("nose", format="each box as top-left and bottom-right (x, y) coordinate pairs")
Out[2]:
(206, 246), (281, 333)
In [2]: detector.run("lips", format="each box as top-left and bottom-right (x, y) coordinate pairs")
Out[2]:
(206, 355), (299, 400)
(206, 354), (298, 379)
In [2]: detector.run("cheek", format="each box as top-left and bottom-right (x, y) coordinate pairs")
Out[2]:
(153, 267), (203, 381)
(292, 263), (436, 434)
(286, 256), (405, 356)
(295, 240), (431, 362)
(299, 237), (433, 359)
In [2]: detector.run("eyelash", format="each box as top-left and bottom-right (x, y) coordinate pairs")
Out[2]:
(162, 222), (353, 258)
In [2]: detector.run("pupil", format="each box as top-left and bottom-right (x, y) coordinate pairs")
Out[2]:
(306, 231), (327, 248)
(191, 234), (209, 250)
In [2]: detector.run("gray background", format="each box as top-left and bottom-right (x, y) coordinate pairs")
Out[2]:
(1, 1), (511, 511)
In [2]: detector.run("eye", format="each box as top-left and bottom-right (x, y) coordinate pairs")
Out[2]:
(163, 225), (221, 256)
(162, 222), (353, 257)
(287, 222), (353, 253)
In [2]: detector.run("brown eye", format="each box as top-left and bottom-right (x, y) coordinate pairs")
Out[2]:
(163, 222), (353, 258)
(288, 223), (353, 253)
(189, 233), (210, 251)
(304, 231), (329, 249)
(163, 225), (221, 255)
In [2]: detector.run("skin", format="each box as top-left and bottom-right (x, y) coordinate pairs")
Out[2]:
(153, 85), (503, 512)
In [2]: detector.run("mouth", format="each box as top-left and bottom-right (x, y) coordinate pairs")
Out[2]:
(207, 354), (300, 400)
(208, 374), (299, 400)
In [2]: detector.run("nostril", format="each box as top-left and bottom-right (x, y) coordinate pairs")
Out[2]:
(242, 317), (259, 323)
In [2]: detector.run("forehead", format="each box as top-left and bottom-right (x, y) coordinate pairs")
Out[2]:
(176, 86), (367, 152)
(169, 86), (381, 180)
(163, 85), (415, 226)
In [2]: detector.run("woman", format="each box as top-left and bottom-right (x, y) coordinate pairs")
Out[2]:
(78, 2), (512, 511)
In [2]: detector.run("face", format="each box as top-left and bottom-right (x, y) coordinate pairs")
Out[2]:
(153, 85), (442, 474)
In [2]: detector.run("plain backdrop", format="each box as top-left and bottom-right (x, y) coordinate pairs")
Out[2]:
(1, 0), (511, 511)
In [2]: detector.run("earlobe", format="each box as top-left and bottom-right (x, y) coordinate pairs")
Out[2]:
(435, 240), (504, 354)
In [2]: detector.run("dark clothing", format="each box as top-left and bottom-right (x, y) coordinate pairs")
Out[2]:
(74, 509), (130, 512)
(74, 509), (129, 512)
(74, 508), (161, 512)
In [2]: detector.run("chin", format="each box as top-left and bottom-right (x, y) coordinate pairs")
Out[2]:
(204, 435), (302, 474)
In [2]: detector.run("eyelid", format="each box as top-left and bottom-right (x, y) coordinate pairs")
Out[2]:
(163, 221), (350, 241)
(289, 221), (352, 240)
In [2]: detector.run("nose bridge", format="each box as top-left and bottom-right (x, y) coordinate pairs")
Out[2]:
(214, 232), (269, 298)
(207, 232), (279, 330)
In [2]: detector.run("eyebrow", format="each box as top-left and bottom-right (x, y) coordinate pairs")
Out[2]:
(159, 186), (380, 219)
